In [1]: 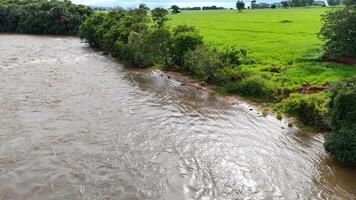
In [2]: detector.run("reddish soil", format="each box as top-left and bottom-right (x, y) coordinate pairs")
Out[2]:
(295, 84), (331, 94)
(322, 56), (356, 65)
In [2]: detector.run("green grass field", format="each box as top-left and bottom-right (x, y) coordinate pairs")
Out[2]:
(170, 8), (356, 90)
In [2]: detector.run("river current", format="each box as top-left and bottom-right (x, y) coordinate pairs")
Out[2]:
(0, 34), (355, 200)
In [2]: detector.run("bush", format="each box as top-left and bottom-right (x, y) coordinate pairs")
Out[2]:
(225, 75), (277, 100)
(79, 12), (106, 47)
(183, 46), (224, 81)
(324, 79), (356, 165)
(183, 46), (247, 83)
(319, 5), (356, 58)
(279, 93), (328, 129)
(325, 125), (356, 165)
(0, 0), (92, 35)
(170, 25), (203, 67)
(327, 79), (356, 130)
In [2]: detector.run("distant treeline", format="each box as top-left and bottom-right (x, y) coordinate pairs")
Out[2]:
(0, 0), (92, 34)
(180, 6), (231, 11)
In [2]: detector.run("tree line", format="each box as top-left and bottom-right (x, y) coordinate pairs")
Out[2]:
(78, 7), (247, 83)
(0, 0), (92, 34)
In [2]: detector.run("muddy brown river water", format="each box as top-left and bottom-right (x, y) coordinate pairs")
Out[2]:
(0, 34), (355, 200)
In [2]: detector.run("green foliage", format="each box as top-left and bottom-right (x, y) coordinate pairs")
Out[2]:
(281, 1), (289, 8)
(278, 93), (329, 129)
(225, 75), (278, 100)
(151, 7), (169, 27)
(170, 5), (180, 14)
(324, 125), (356, 165)
(344, 0), (356, 7)
(183, 46), (247, 83)
(319, 6), (356, 58)
(78, 12), (106, 47)
(325, 79), (356, 165)
(0, 0), (92, 34)
(170, 25), (203, 66)
(236, 1), (245, 12)
(139, 3), (150, 11)
(327, 0), (341, 6)
(78, 7), (247, 72)
(327, 79), (356, 130)
(291, 0), (314, 7)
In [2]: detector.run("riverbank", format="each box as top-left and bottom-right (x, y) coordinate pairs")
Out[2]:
(154, 69), (298, 128)
(76, 6), (356, 165)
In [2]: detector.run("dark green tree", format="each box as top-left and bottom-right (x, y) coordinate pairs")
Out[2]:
(139, 3), (150, 10)
(151, 7), (169, 27)
(327, 0), (341, 6)
(281, 1), (289, 8)
(324, 79), (356, 165)
(236, 0), (245, 12)
(170, 5), (180, 14)
(318, 0), (356, 58)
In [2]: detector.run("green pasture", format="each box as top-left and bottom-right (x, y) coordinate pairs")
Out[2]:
(170, 8), (356, 90)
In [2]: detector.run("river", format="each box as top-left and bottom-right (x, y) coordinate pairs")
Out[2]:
(0, 34), (355, 200)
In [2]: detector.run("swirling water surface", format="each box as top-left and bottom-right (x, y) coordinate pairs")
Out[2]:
(0, 34), (355, 200)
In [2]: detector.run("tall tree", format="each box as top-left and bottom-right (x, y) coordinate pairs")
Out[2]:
(236, 0), (245, 12)
(318, 0), (356, 58)
(151, 7), (169, 28)
(170, 5), (180, 14)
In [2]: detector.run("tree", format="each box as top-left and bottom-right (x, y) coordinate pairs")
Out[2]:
(281, 1), (289, 8)
(170, 5), (180, 14)
(151, 7), (169, 28)
(170, 25), (203, 66)
(0, 0), (92, 35)
(327, 0), (341, 6)
(324, 79), (356, 165)
(318, 1), (356, 58)
(251, 0), (257, 9)
(139, 3), (150, 10)
(236, 0), (245, 12)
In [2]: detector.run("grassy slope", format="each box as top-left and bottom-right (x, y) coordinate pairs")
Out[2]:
(170, 8), (356, 90)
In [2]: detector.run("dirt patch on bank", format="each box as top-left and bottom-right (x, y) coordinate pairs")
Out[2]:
(322, 56), (356, 65)
(295, 84), (331, 94)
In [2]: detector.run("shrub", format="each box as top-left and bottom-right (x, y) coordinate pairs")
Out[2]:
(327, 0), (341, 6)
(170, 25), (203, 66)
(327, 79), (356, 130)
(225, 75), (277, 100)
(0, 0), (92, 35)
(79, 12), (106, 47)
(324, 125), (356, 165)
(183, 46), (224, 81)
(183, 46), (247, 83)
(324, 79), (356, 165)
(151, 7), (169, 27)
(318, 5), (356, 58)
(279, 93), (328, 129)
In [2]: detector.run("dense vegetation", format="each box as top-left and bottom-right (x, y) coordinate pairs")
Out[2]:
(0, 0), (92, 34)
(78, 7), (248, 83)
(324, 80), (356, 164)
(319, 0), (356, 59)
